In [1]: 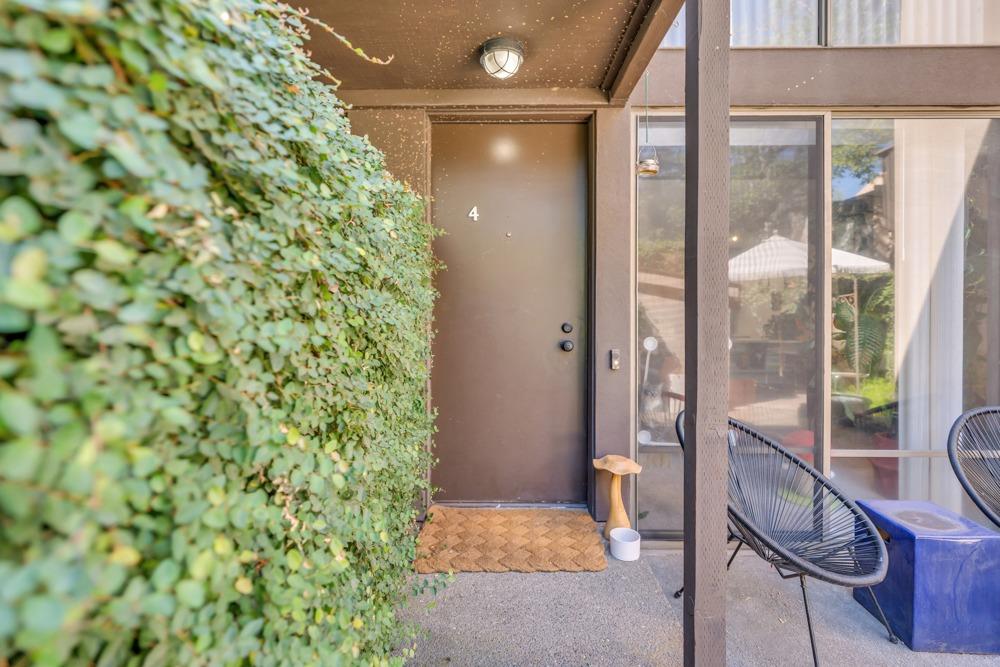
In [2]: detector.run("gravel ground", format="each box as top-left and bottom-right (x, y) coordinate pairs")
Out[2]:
(403, 548), (1000, 666)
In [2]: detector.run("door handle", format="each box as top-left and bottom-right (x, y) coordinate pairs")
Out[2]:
(560, 340), (575, 352)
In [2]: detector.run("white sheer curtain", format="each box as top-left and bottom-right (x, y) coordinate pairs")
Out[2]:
(895, 120), (992, 511)
(833, 0), (900, 44)
(901, 0), (1000, 44)
(662, 0), (1000, 47)
(731, 0), (819, 45)
(834, 0), (1000, 44)
(660, 1), (820, 47)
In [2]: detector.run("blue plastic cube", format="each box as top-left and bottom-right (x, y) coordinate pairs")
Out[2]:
(854, 499), (1000, 654)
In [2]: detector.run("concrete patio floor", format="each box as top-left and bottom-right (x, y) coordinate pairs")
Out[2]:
(403, 548), (998, 666)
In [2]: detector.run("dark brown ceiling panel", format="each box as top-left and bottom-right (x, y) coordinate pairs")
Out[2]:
(294, 0), (672, 99)
(606, 0), (683, 104)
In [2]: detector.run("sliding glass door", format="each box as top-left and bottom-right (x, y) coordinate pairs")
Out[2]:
(635, 113), (1000, 537)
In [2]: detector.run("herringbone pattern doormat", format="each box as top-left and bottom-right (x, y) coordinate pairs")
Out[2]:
(414, 505), (607, 573)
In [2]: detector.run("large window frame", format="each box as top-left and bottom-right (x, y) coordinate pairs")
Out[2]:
(631, 107), (1000, 538)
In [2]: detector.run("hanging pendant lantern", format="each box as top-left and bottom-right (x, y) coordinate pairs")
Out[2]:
(636, 145), (660, 177)
(636, 73), (660, 177)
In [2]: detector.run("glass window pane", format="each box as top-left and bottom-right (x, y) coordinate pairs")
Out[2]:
(636, 117), (821, 533)
(831, 118), (1000, 457)
(832, 0), (1000, 45)
(660, 1), (820, 48)
(831, 456), (995, 524)
(729, 120), (819, 450)
(636, 118), (685, 534)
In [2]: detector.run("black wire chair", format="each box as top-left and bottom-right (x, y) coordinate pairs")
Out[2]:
(947, 406), (1000, 530)
(674, 410), (898, 666)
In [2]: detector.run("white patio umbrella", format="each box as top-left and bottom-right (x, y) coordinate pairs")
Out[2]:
(728, 234), (890, 389)
(728, 233), (890, 281)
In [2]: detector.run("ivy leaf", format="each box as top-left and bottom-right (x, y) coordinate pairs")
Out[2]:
(4, 279), (53, 310)
(141, 592), (175, 617)
(0, 196), (41, 242)
(107, 134), (155, 177)
(0, 604), (15, 639)
(0, 439), (43, 480)
(0, 49), (38, 79)
(151, 560), (180, 592)
(120, 41), (149, 75)
(21, 595), (65, 633)
(93, 239), (138, 267)
(148, 70), (168, 93)
(39, 28), (73, 54)
(57, 210), (99, 244)
(9, 79), (67, 111)
(0, 393), (40, 435)
(109, 545), (141, 566)
(11, 247), (47, 282)
(175, 580), (204, 608)
(58, 112), (104, 150)
(0, 305), (30, 333)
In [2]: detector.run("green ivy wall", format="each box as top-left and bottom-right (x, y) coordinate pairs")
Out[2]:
(0, 1), (436, 664)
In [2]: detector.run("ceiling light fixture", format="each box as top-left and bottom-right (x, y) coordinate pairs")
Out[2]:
(480, 37), (524, 80)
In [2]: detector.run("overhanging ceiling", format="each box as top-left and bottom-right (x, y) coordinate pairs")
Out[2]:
(294, 0), (681, 106)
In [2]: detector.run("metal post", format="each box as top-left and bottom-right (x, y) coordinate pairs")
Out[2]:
(683, 1), (730, 665)
(817, 112), (833, 476)
(987, 122), (1000, 404)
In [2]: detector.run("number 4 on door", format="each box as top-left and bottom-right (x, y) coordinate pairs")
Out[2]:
(467, 206), (479, 222)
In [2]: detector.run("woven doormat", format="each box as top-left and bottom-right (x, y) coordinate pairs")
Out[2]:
(414, 505), (607, 573)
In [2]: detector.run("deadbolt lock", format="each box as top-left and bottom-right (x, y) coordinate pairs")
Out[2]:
(561, 322), (573, 333)
(560, 340), (575, 352)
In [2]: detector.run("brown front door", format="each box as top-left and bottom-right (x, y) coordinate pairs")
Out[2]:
(431, 123), (588, 503)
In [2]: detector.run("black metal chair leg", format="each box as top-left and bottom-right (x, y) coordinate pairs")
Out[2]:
(673, 542), (743, 598)
(799, 576), (820, 667)
(726, 540), (743, 568)
(865, 587), (899, 644)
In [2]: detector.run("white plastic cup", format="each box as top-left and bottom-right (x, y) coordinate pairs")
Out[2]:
(609, 527), (641, 561)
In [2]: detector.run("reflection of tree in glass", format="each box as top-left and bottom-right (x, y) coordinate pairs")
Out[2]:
(832, 127), (894, 265)
(730, 144), (812, 252)
(636, 145), (684, 276)
(832, 276), (894, 379)
(831, 124), (896, 402)
(833, 140), (885, 184)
